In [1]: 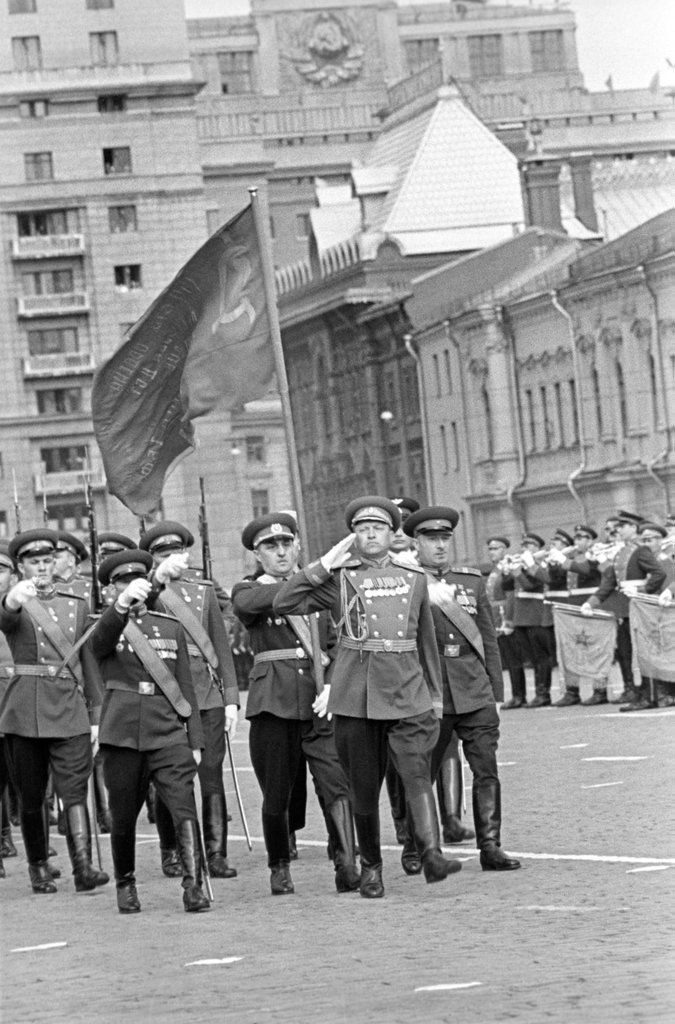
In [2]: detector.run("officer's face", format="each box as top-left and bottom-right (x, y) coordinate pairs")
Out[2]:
(20, 553), (55, 586)
(487, 542), (506, 564)
(616, 522), (636, 542)
(254, 537), (298, 578)
(639, 531), (662, 553)
(415, 531), (453, 568)
(53, 548), (76, 579)
(574, 532), (592, 553)
(352, 521), (393, 559)
(390, 509), (413, 552)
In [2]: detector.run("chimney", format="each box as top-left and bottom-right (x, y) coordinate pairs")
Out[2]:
(520, 157), (563, 233)
(569, 153), (599, 233)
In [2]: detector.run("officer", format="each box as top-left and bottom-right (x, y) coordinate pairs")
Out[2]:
(484, 536), (525, 708)
(53, 531), (92, 604)
(274, 496), (462, 899)
(501, 533), (554, 707)
(89, 549), (209, 914)
(232, 512), (359, 896)
(98, 532), (136, 557)
(0, 541), (18, 879)
(404, 508), (520, 871)
(139, 521), (239, 881)
(0, 529), (107, 895)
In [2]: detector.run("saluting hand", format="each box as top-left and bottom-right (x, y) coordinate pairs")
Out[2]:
(320, 534), (356, 572)
(155, 552), (189, 584)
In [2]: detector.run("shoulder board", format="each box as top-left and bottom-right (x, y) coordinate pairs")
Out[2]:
(390, 556), (425, 573)
(148, 610), (180, 622)
(342, 557), (363, 568)
(56, 590), (86, 600)
(449, 566), (482, 577)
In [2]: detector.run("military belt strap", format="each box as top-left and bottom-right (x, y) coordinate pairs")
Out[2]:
(253, 648), (309, 665)
(122, 619), (191, 718)
(11, 663), (75, 680)
(340, 637), (417, 653)
(23, 597), (84, 689)
(159, 588), (219, 669)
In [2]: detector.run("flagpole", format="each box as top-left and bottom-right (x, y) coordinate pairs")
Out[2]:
(248, 186), (325, 694)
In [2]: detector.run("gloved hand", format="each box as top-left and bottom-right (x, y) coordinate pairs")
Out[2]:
(116, 577), (152, 609)
(225, 704), (238, 740)
(546, 547), (566, 565)
(90, 724), (99, 756)
(154, 552), (189, 584)
(580, 602), (594, 617)
(520, 549), (536, 569)
(312, 685), (332, 720)
(320, 535), (356, 572)
(658, 588), (674, 607)
(5, 579), (40, 610)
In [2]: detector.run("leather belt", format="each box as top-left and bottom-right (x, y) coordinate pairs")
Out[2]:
(11, 663), (74, 680)
(107, 679), (157, 695)
(254, 648), (308, 665)
(443, 643), (471, 658)
(340, 637), (417, 653)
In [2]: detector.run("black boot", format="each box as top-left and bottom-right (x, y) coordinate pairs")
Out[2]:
(155, 795), (181, 877)
(111, 831), (141, 913)
(553, 688), (581, 707)
(1, 792), (17, 857)
(270, 861), (294, 895)
(527, 665), (551, 707)
(400, 823), (422, 875)
(581, 690), (608, 706)
(28, 862), (57, 894)
(288, 831), (298, 860)
(385, 759), (407, 844)
(94, 757), (112, 834)
(42, 801), (61, 878)
(620, 681), (656, 712)
(473, 779), (521, 871)
(407, 791), (462, 883)
(327, 797), (360, 893)
(22, 807), (57, 893)
(437, 748), (475, 843)
(175, 819), (211, 913)
(145, 781), (156, 824)
(502, 668), (527, 709)
(203, 792), (237, 879)
(65, 804), (109, 891)
(262, 811), (294, 894)
(354, 813), (384, 898)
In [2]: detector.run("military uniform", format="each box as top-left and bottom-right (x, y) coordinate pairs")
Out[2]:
(485, 552), (525, 706)
(502, 534), (555, 707)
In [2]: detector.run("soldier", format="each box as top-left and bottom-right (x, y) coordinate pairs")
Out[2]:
(232, 512), (359, 896)
(501, 533), (555, 707)
(0, 541), (18, 879)
(139, 521), (239, 881)
(53, 531), (92, 604)
(636, 522), (675, 708)
(274, 496), (462, 899)
(98, 532), (136, 557)
(89, 549), (209, 914)
(581, 510), (666, 711)
(484, 536), (526, 708)
(0, 529), (107, 895)
(404, 507), (520, 871)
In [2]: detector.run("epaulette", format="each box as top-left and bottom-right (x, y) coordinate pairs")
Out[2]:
(390, 555), (425, 574)
(56, 590), (86, 600)
(148, 610), (180, 622)
(449, 566), (482, 577)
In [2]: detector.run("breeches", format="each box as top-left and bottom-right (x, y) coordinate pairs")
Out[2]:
(197, 706), (226, 795)
(4, 733), (92, 812)
(430, 705), (500, 786)
(101, 743), (197, 833)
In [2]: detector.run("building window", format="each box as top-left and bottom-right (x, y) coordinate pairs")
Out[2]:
(9, 0), (38, 13)
(40, 445), (88, 473)
(22, 269), (74, 296)
(86, 0), (114, 8)
(217, 51), (253, 94)
(90, 31), (118, 66)
(45, 501), (87, 533)
(451, 421), (461, 471)
(20, 99), (48, 118)
(525, 388), (536, 451)
(432, 354), (441, 398)
(403, 38), (440, 74)
(97, 94), (127, 113)
(467, 34), (503, 77)
(568, 379), (579, 443)
(554, 381), (565, 447)
(616, 360), (628, 437)
(529, 30), (564, 73)
(540, 386), (552, 449)
(251, 488), (269, 519)
(443, 349), (452, 393)
(481, 385), (494, 458)
(28, 327), (79, 355)
(103, 146), (131, 174)
(18, 209), (79, 236)
(12, 35), (42, 70)
(24, 152), (53, 181)
(245, 436), (266, 463)
(114, 265), (142, 290)
(36, 388), (83, 415)
(108, 205), (137, 233)
(295, 213), (310, 240)
(439, 424), (449, 474)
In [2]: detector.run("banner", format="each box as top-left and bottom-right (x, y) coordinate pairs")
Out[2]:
(92, 204), (274, 515)
(629, 594), (675, 682)
(552, 604), (617, 682)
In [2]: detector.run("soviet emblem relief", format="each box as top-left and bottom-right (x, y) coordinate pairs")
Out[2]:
(290, 12), (364, 87)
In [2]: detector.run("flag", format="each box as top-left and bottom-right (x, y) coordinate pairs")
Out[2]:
(552, 605), (617, 682)
(92, 204), (274, 515)
(648, 71), (660, 94)
(605, 74), (614, 92)
(629, 596), (675, 682)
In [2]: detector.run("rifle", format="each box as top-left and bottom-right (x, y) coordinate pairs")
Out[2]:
(198, 477), (213, 581)
(82, 468), (103, 613)
(11, 470), (21, 534)
(42, 490), (49, 526)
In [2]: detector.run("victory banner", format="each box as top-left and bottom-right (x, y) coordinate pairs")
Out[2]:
(552, 604), (617, 682)
(629, 593), (675, 682)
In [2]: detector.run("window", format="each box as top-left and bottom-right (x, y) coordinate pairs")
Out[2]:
(529, 31), (564, 73)
(36, 388), (83, 415)
(103, 146), (131, 175)
(86, 0), (114, 8)
(554, 382), (565, 447)
(20, 99), (48, 118)
(540, 386), (552, 449)
(451, 421), (461, 471)
(28, 327), (79, 355)
(591, 368), (603, 437)
(18, 208), (76, 236)
(432, 354), (441, 398)
(525, 388), (536, 450)
(114, 264), (142, 290)
(443, 349), (452, 393)
(45, 501), (87, 533)
(23, 269), (74, 296)
(12, 35), (41, 70)
(25, 151), (53, 181)
(245, 435), (266, 463)
(616, 360), (628, 436)
(217, 51), (253, 94)
(9, 0), (38, 12)
(269, 216), (275, 240)
(403, 38), (440, 74)
(108, 205), (137, 233)
(251, 488), (269, 519)
(467, 34), (503, 77)
(40, 445), (88, 473)
(90, 31), (118, 66)
(0, 512), (7, 540)
(481, 385), (494, 458)
(648, 353), (658, 429)
(295, 213), (310, 240)
(439, 424), (449, 474)
(97, 94), (127, 113)
(568, 380), (579, 444)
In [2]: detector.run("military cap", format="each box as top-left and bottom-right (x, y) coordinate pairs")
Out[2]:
(404, 506), (460, 537)
(615, 510), (644, 527)
(241, 512), (298, 551)
(522, 533), (545, 548)
(638, 521), (667, 539)
(98, 548), (153, 586)
(9, 528), (58, 562)
(573, 524), (598, 540)
(552, 528), (574, 546)
(139, 520), (194, 554)
(56, 531), (88, 563)
(389, 496), (420, 515)
(98, 532), (136, 556)
(486, 535), (510, 549)
(345, 496), (400, 532)
(0, 540), (15, 571)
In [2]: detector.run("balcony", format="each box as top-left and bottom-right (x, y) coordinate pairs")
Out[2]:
(12, 234), (85, 259)
(23, 352), (95, 378)
(33, 464), (106, 496)
(17, 292), (89, 317)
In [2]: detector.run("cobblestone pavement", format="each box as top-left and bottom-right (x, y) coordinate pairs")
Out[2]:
(2, 681), (674, 1024)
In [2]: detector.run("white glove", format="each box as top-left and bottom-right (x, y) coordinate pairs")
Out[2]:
(5, 579), (39, 610)
(225, 704), (238, 740)
(619, 583), (639, 599)
(520, 549), (535, 569)
(90, 724), (99, 756)
(580, 602), (594, 617)
(658, 588), (674, 607)
(312, 685), (332, 720)
(546, 548), (566, 565)
(117, 577), (152, 609)
(320, 535), (356, 572)
(192, 749), (202, 767)
(154, 552), (189, 584)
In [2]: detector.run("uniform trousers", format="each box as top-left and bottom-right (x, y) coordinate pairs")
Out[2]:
(430, 705), (500, 784)
(196, 706), (226, 796)
(4, 733), (92, 813)
(616, 618), (636, 687)
(101, 743), (197, 835)
(334, 710), (439, 816)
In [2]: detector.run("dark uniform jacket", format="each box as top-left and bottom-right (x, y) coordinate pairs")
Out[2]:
(232, 574), (335, 721)
(88, 603), (203, 752)
(545, 555), (602, 606)
(0, 591), (99, 738)
(588, 541), (666, 618)
(273, 555), (443, 721)
(161, 575), (239, 712)
(502, 567), (547, 627)
(56, 573), (93, 608)
(424, 565), (503, 715)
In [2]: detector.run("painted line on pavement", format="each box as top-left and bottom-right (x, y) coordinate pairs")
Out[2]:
(497, 761), (517, 766)
(184, 957), (243, 966)
(12, 942), (68, 953)
(582, 756), (649, 761)
(517, 905), (599, 912)
(581, 781), (625, 789)
(415, 982), (482, 993)
(560, 743), (588, 748)
(626, 865), (672, 874)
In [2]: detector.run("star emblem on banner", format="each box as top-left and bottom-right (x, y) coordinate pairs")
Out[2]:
(574, 629), (592, 648)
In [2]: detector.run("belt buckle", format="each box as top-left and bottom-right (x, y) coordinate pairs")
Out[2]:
(444, 644), (460, 658)
(48, 666), (56, 677)
(295, 647), (305, 659)
(382, 639), (394, 652)
(139, 680), (155, 695)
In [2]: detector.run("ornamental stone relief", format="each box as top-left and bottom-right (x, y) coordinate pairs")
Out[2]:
(278, 10), (372, 90)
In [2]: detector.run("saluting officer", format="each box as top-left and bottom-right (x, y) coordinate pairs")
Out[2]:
(0, 529), (107, 895)
(274, 496), (461, 899)
(89, 549), (209, 914)
(139, 521), (239, 881)
(404, 508), (520, 871)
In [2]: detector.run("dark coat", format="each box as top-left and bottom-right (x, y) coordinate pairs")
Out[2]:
(589, 541), (666, 617)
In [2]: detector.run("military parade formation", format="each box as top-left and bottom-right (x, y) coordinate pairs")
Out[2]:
(0, 488), (672, 916)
